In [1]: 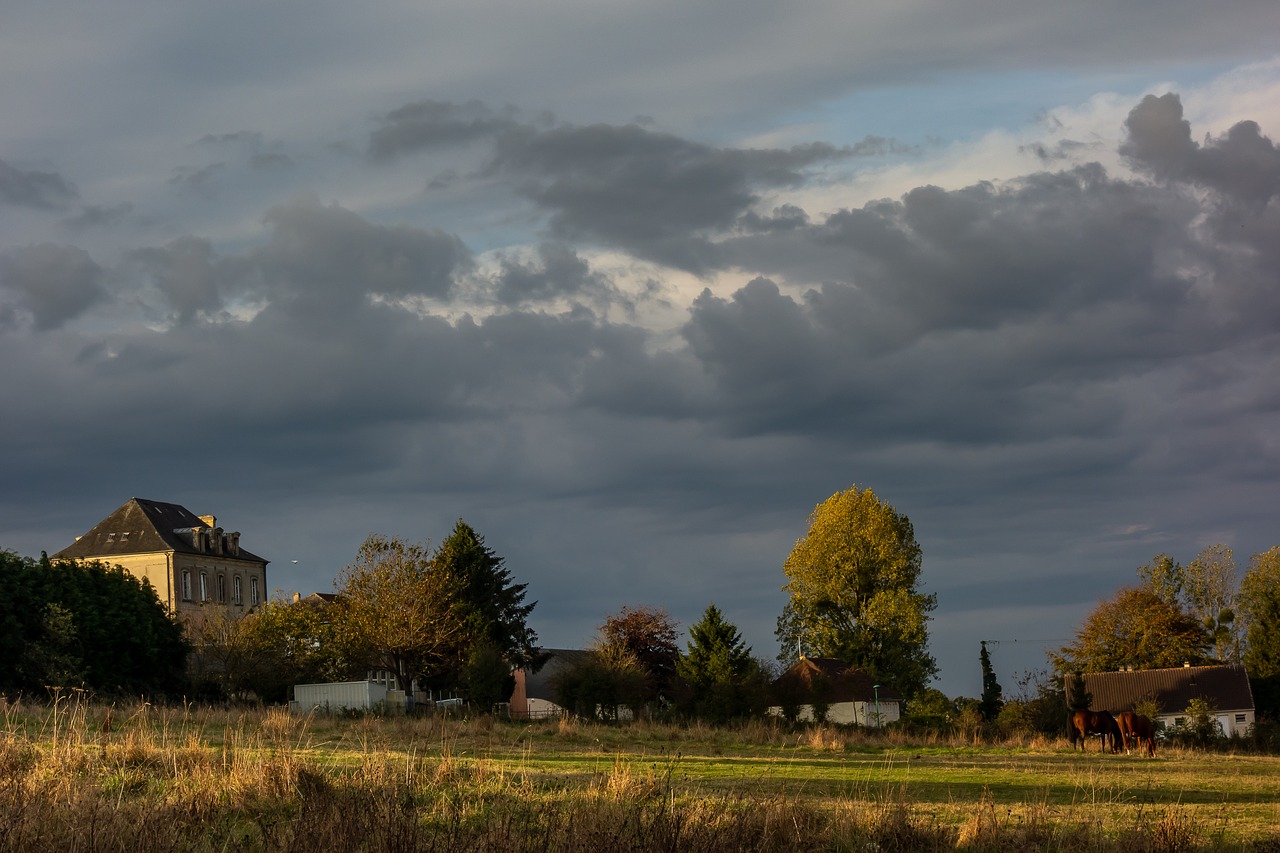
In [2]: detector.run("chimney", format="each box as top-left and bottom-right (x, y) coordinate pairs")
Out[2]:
(293, 592), (301, 603)
(199, 514), (216, 529)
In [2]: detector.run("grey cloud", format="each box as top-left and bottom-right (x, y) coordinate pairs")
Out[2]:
(63, 203), (135, 231)
(367, 102), (874, 272)
(368, 100), (523, 163)
(123, 236), (224, 324)
(195, 131), (295, 172)
(685, 118), (1280, 446)
(0, 159), (78, 210)
(738, 204), (810, 233)
(490, 123), (848, 272)
(170, 162), (226, 198)
(197, 131), (266, 148)
(250, 152), (295, 171)
(0, 244), (104, 330)
(244, 194), (472, 309)
(103, 196), (474, 330)
(492, 243), (612, 306)
(1122, 93), (1280, 208)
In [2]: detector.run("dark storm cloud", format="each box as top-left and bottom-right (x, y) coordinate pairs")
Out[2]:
(368, 100), (893, 272)
(243, 194), (472, 307)
(0, 159), (78, 210)
(0, 243), (104, 330)
(111, 195), (474, 325)
(1122, 93), (1280, 208)
(686, 113), (1280, 447)
(490, 124), (868, 272)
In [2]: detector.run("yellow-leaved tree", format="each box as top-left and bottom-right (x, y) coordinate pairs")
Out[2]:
(775, 485), (937, 701)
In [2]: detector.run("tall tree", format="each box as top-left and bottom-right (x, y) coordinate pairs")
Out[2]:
(677, 603), (756, 722)
(332, 534), (463, 708)
(598, 605), (681, 703)
(1052, 586), (1209, 674)
(1239, 547), (1280, 678)
(1184, 544), (1240, 663)
(432, 520), (538, 675)
(775, 486), (937, 700)
(979, 641), (1003, 722)
(1136, 553), (1183, 607)
(1239, 547), (1280, 716)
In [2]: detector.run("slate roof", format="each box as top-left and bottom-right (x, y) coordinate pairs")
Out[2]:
(775, 656), (903, 704)
(51, 497), (267, 565)
(1072, 665), (1254, 714)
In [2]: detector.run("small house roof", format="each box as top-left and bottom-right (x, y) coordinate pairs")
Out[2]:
(51, 497), (267, 565)
(1073, 664), (1254, 715)
(776, 656), (903, 704)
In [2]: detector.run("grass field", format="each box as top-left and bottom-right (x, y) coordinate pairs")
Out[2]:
(3, 698), (1279, 851)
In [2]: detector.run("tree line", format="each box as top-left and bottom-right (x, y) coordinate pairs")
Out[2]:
(1, 486), (941, 721)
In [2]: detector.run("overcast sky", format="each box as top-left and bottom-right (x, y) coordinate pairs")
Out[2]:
(4, 0), (1280, 697)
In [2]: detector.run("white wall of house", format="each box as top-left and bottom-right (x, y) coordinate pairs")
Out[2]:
(767, 700), (901, 726)
(1156, 708), (1254, 738)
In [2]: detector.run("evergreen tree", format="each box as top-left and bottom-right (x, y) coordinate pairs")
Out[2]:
(433, 520), (539, 677)
(676, 603), (754, 722)
(979, 641), (1003, 722)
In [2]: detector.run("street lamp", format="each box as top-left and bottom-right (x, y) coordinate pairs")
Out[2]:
(873, 684), (882, 728)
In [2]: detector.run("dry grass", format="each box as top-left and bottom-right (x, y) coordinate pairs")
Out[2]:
(0, 697), (1274, 852)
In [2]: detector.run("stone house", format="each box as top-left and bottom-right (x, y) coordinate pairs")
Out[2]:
(52, 497), (268, 620)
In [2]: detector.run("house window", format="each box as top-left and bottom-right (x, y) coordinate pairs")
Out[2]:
(199, 573), (208, 602)
(181, 570), (192, 601)
(250, 577), (259, 605)
(233, 576), (242, 605)
(1236, 714), (1246, 724)
(217, 574), (226, 603)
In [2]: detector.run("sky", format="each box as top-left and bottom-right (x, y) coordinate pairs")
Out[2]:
(4, 0), (1280, 698)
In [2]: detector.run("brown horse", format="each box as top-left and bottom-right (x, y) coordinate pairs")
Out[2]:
(1115, 711), (1157, 757)
(1070, 709), (1122, 752)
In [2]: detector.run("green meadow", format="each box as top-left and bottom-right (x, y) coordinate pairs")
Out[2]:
(3, 699), (1278, 852)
